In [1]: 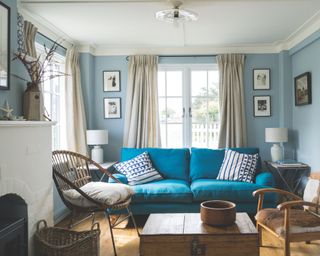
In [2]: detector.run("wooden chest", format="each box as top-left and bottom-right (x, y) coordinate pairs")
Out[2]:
(140, 213), (258, 256)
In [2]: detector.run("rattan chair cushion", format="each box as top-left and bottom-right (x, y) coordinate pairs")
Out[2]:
(256, 208), (320, 237)
(63, 182), (134, 207)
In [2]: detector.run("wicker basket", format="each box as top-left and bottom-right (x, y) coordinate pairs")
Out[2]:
(34, 220), (100, 256)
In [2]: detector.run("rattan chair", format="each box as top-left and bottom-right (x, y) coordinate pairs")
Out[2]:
(52, 150), (139, 256)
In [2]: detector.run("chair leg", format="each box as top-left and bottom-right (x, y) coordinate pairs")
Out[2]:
(284, 238), (290, 256)
(126, 206), (139, 236)
(105, 212), (117, 256)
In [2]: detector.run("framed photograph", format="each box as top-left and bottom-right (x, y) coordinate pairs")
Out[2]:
(104, 97), (121, 119)
(294, 72), (312, 106)
(254, 96), (271, 117)
(253, 69), (270, 90)
(0, 2), (10, 90)
(103, 70), (120, 92)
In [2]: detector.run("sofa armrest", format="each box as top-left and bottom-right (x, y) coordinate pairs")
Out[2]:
(108, 173), (128, 184)
(255, 172), (274, 187)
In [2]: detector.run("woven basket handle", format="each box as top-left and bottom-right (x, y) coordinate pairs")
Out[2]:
(91, 222), (100, 231)
(36, 219), (47, 232)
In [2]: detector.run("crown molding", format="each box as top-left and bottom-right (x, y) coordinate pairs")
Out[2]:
(19, 6), (75, 49)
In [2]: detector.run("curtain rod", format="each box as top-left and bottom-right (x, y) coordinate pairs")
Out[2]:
(37, 32), (67, 51)
(125, 55), (217, 61)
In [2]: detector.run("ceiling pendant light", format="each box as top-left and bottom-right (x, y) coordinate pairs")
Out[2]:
(156, 1), (199, 23)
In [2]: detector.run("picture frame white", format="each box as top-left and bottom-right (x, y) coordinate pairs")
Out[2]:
(103, 70), (120, 92)
(104, 97), (121, 119)
(0, 2), (10, 90)
(253, 95), (271, 117)
(253, 69), (270, 90)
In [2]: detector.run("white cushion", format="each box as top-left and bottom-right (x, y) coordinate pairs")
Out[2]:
(303, 178), (320, 213)
(216, 149), (259, 183)
(63, 182), (134, 207)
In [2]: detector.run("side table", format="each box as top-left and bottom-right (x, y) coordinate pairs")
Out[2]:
(89, 162), (117, 182)
(265, 161), (310, 198)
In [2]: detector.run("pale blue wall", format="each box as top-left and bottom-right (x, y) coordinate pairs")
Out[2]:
(291, 36), (320, 171)
(80, 54), (282, 163)
(0, 0), (26, 116)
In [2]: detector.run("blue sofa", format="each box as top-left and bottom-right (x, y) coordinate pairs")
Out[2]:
(110, 147), (275, 215)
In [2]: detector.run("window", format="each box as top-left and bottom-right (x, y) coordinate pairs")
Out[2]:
(36, 43), (66, 150)
(158, 65), (219, 148)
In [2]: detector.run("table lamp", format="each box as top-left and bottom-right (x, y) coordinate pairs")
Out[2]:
(265, 128), (288, 162)
(86, 130), (108, 163)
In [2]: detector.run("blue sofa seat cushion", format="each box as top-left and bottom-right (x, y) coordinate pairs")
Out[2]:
(190, 147), (262, 181)
(132, 179), (193, 203)
(121, 148), (190, 181)
(191, 179), (275, 203)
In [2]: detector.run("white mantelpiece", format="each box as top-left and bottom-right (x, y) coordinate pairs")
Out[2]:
(0, 121), (55, 255)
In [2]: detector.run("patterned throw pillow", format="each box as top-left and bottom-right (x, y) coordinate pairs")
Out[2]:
(216, 149), (259, 183)
(114, 152), (163, 185)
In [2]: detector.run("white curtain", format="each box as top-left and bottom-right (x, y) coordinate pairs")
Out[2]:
(64, 46), (88, 155)
(123, 55), (161, 148)
(217, 54), (247, 148)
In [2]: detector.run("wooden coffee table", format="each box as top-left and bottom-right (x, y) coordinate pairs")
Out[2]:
(140, 213), (258, 256)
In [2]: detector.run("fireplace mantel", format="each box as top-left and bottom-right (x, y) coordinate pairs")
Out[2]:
(0, 121), (55, 255)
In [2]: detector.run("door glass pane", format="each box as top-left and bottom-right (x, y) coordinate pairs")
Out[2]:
(208, 70), (219, 98)
(191, 71), (207, 97)
(158, 71), (165, 97)
(167, 98), (182, 123)
(192, 123), (207, 148)
(158, 98), (166, 122)
(167, 71), (182, 96)
(191, 97), (207, 123)
(160, 123), (167, 148)
(167, 124), (183, 148)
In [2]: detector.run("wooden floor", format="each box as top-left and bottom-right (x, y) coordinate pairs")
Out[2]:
(57, 213), (320, 256)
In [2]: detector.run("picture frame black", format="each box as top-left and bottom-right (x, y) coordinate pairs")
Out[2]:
(294, 72), (312, 106)
(253, 95), (271, 117)
(0, 1), (11, 90)
(104, 97), (121, 119)
(253, 68), (270, 90)
(103, 70), (121, 92)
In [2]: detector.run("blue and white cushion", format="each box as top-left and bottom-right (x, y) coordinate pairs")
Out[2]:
(216, 149), (259, 183)
(114, 152), (163, 185)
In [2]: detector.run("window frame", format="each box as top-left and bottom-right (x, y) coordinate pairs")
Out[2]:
(158, 63), (219, 148)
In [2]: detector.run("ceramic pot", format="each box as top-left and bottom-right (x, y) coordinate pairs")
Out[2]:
(23, 82), (43, 121)
(200, 200), (236, 226)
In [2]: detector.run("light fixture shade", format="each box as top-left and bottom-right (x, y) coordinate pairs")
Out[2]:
(155, 8), (198, 23)
(86, 130), (108, 145)
(265, 128), (288, 143)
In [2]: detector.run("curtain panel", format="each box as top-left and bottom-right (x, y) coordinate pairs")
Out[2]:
(123, 55), (161, 148)
(217, 54), (247, 148)
(64, 46), (88, 155)
(23, 21), (37, 58)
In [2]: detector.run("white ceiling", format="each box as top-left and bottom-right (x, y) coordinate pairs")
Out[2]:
(20, 0), (320, 54)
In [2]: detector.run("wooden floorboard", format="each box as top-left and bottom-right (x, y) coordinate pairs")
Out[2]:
(57, 212), (320, 256)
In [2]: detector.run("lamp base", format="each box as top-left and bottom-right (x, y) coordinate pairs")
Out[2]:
(91, 145), (103, 163)
(271, 144), (283, 162)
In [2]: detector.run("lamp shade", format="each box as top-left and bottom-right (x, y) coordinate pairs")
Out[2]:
(86, 130), (108, 145)
(265, 128), (288, 143)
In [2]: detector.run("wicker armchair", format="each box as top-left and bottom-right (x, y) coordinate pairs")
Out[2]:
(52, 150), (139, 256)
(253, 185), (320, 256)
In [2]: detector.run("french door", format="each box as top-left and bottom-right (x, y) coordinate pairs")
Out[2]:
(158, 64), (219, 149)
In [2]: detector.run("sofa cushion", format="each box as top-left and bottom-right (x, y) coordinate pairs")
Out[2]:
(216, 149), (259, 183)
(191, 179), (274, 203)
(132, 179), (193, 203)
(190, 147), (261, 181)
(114, 152), (163, 185)
(121, 148), (190, 181)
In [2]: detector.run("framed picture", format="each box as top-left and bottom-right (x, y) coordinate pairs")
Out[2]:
(104, 97), (121, 119)
(0, 2), (10, 90)
(253, 69), (270, 90)
(294, 72), (312, 106)
(103, 70), (120, 92)
(254, 96), (271, 117)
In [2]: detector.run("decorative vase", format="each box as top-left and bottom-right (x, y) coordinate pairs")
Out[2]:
(23, 82), (44, 121)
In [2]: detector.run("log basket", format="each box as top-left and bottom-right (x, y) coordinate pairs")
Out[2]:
(34, 220), (100, 256)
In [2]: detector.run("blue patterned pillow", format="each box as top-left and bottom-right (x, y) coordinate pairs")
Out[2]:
(216, 149), (258, 183)
(114, 152), (163, 185)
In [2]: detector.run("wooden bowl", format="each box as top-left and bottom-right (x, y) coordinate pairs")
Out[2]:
(200, 200), (236, 226)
